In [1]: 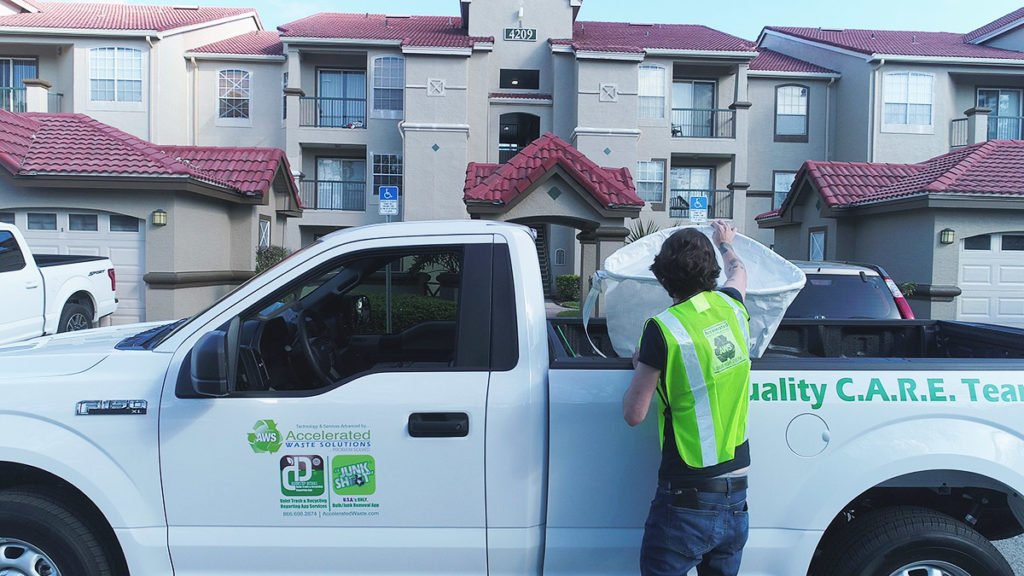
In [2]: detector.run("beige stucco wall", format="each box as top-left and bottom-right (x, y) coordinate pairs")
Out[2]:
(192, 57), (286, 148)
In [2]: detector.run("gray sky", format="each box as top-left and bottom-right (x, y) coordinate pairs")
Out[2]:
(62, 0), (1024, 41)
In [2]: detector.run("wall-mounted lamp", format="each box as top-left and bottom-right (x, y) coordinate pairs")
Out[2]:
(939, 228), (955, 245)
(152, 209), (167, 226)
(517, 6), (524, 20)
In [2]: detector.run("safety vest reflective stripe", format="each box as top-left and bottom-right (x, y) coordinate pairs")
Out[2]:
(715, 291), (750, 352)
(656, 309), (720, 468)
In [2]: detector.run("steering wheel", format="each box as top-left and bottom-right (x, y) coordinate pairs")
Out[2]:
(295, 307), (336, 387)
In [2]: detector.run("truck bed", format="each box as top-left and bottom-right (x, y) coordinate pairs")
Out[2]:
(548, 318), (1024, 368)
(33, 254), (109, 267)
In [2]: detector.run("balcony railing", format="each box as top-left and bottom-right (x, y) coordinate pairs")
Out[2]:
(671, 108), (735, 139)
(299, 97), (367, 128)
(298, 180), (366, 211)
(48, 92), (63, 113)
(0, 87), (26, 113)
(669, 189), (734, 220)
(950, 118), (968, 148)
(498, 144), (522, 163)
(989, 116), (1024, 141)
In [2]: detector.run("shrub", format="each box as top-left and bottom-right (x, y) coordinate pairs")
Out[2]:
(556, 274), (581, 302)
(256, 246), (290, 274)
(360, 293), (457, 334)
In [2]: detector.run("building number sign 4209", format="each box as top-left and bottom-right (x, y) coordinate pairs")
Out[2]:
(504, 28), (538, 42)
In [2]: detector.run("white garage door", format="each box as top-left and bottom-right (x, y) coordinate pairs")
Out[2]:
(958, 232), (1024, 328)
(6, 210), (146, 325)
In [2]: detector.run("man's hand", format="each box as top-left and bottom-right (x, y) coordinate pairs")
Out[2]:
(712, 220), (747, 300)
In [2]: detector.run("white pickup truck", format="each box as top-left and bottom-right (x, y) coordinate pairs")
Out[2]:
(0, 221), (1021, 576)
(0, 222), (117, 345)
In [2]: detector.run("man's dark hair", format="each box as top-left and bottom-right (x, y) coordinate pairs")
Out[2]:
(649, 228), (721, 301)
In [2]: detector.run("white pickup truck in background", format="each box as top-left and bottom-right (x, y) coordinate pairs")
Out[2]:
(0, 220), (1021, 576)
(0, 222), (117, 345)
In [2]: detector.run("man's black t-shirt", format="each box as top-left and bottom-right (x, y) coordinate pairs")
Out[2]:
(637, 287), (751, 482)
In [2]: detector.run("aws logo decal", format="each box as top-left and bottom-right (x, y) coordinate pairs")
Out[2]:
(248, 419), (283, 454)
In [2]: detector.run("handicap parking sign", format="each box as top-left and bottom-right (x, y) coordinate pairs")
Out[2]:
(689, 195), (709, 224)
(379, 186), (399, 216)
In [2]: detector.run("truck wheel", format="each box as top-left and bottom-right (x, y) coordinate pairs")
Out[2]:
(0, 488), (116, 576)
(817, 506), (1012, 576)
(57, 303), (93, 333)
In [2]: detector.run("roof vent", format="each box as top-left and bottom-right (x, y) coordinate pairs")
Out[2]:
(172, 5), (200, 10)
(870, 32), (876, 39)
(912, 34), (918, 44)
(819, 27), (844, 32)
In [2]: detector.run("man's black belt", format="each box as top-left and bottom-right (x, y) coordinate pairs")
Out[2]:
(660, 476), (747, 494)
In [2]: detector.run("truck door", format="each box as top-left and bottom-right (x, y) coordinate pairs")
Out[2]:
(0, 229), (43, 344)
(159, 235), (496, 575)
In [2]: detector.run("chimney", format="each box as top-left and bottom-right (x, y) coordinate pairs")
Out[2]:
(21, 78), (51, 113)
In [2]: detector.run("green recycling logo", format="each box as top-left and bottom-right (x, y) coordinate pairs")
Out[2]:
(248, 419), (283, 454)
(713, 334), (736, 363)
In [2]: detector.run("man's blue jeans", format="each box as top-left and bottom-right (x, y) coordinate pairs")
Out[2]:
(640, 485), (749, 576)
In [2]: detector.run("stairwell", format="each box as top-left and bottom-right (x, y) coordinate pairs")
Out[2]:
(531, 225), (552, 298)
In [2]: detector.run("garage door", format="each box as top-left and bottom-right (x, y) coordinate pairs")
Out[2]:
(4, 210), (146, 325)
(958, 232), (1024, 328)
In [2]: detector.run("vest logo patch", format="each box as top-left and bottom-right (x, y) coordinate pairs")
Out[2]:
(703, 321), (744, 374)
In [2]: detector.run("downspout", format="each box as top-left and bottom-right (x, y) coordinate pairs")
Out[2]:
(146, 35), (157, 142)
(868, 58), (885, 162)
(825, 77), (835, 161)
(190, 56), (198, 145)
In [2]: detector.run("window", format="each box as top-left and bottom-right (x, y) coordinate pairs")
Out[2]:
(0, 58), (37, 112)
(1002, 234), (1024, 251)
(775, 85), (808, 141)
(785, 273), (900, 320)
(372, 56), (404, 118)
(808, 228), (827, 262)
(554, 249), (566, 266)
(218, 69), (251, 120)
(638, 65), (666, 119)
(499, 69), (539, 90)
(883, 72), (933, 128)
(317, 69), (366, 127)
(672, 80), (715, 137)
(669, 167), (714, 218)
(963, 235), (991, 251)
(0, 230), (26, 273)
(90, 47), (142, 102)
(0, 212), (13, 225)
(69, 214), (98, 232)
(978, 89), (1023, 140)
(773, 171), (797, 210)
(282, 72), (288, 120)
(258, 217), (271, 250)
(314, 158), (366, 211)
(372, 154), (403, 196)
(110, 215), (140, 232)
(636, 160), (666, 203)
(27, 213), (56, 231)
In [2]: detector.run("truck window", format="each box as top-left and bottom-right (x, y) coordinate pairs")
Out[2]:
(785, 273), (901, 320)
(211, 243), (493, 396)
(0, 231), (26, 273)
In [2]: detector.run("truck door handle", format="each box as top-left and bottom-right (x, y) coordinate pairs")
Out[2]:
(408, 412), (469, 438)
(25, 281), (39, 289)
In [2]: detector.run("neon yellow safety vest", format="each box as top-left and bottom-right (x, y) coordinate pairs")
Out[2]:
(651, 291), (751, 469)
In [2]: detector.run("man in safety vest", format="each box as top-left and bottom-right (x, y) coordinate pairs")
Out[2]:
(623, 220), (750, 576)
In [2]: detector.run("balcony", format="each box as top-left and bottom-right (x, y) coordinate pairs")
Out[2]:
(299, 97), (367, 129)
(0, 87), (25, 112)
(671, 109), (735, 139)
(668, 189), (734, 219)
(298, 180), (366, 211)
(951, 115), (1024, 148)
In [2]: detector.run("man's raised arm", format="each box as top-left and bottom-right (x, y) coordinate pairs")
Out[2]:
(712, 220), (747, 301)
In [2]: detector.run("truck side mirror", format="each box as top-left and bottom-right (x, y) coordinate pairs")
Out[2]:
(191, 330), (229, 397)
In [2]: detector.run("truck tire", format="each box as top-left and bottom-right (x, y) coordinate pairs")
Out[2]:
(57, 302), (93, 333)
(817, 505), (1013, 576)
(0, 488), (116, 576)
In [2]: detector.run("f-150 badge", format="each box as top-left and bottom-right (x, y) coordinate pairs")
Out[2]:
(76, 400), (148, 416)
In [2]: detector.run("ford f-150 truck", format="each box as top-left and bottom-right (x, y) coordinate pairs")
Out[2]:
(0, 221), (1021, 576)
(0, 222), (117, 345)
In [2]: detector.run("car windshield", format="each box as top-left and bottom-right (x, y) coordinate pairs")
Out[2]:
(786, 273), (900, 320)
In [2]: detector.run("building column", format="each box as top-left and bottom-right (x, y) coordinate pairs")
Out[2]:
(965, 107), (991, 145)
(22, 78), (50, 113)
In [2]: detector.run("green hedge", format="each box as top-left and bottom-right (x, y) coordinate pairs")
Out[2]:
(556, 274), (581, 302)
(256, 246), (290, 274)
(360, 293), (457, 334)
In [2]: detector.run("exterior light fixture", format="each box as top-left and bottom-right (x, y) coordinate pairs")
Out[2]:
(939, 228), (955, 245)
(152, 209), (168, 226)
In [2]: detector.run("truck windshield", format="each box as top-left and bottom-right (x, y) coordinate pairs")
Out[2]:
(785, 273), (901, 320)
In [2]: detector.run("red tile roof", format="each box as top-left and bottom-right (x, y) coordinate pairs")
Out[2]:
(749, 49), (836, 73)
(757, 140), (1024, 220)
(0, 2), (256, 33)
(464, 133), (643, 209)
(158, 145), (292, 196)
(0, 110), (294, 200)
(964, 7), (1024, 43)
(191, 31), (283, 57)
(552, 21), (755, 54)
(765, 27), (1024, 60)
(278, 13), (492, 48)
